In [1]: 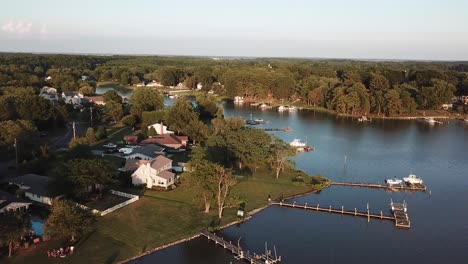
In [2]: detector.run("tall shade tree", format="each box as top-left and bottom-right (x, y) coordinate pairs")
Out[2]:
(185, 147), (218, 213)
(51, 159), (115, 199)
(0, 212), (31, 257)
(129, 87), (164, 118)
(105, 100), (124, 123)
(214, 165), (236, 219)
(268, 139), (296, 179)
(44, 199), (95, 241)
(0, 119), (38, 160)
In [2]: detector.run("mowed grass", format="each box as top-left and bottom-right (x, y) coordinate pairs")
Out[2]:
(4, 168), (324, 264)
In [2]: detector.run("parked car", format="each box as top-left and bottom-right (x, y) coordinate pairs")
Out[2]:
(103, 143), (117, 148)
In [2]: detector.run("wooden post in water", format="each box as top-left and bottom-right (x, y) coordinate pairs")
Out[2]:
(317, 204), (319, 210)
(304, 202), (307, 209)
(329, 205), (331, 212)
(355, 208), (357, 215)
(293, 201), (295, 208)
(342, 206), (344, 214)
(367, 202), (370, 223)
(380, 211), (383, 219)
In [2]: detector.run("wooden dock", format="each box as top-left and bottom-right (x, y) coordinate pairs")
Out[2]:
(263, 127), (292, 132)
(330, 182), (426, 192)
(200, 231), (281, 263)
(272, 201), (411, 228)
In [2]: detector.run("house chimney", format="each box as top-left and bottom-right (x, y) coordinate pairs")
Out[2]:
(160, 122), (164, 135)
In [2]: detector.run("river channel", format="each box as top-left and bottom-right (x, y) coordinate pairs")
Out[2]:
(126, 98), (467, 263)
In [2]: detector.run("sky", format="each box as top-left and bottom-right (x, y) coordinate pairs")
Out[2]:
(1, 0), (467, 60)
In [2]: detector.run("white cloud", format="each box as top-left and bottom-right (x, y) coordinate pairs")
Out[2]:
(40, 23), (48, 34)
(2, 20), (33, 34)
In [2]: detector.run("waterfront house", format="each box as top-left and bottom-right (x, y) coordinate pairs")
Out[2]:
(141, 134), (188, 150)
(148, 122), (174, 135)
(8, 174), (62, 205)
(62, 91), (83, 105)
(146, 81), (164, 87)
(39, 86), (59, 102)
(83, 95), (106, 105)
(125, 144), (165, 160)
(131, 155), (175, 189)
(196, 82), (203, 90)
(0, 191), (32, 214)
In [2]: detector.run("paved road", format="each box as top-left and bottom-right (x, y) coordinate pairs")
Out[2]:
(50, 121), (88, 150)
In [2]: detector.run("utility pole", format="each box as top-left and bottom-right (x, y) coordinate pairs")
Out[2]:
(90, 107), (94, 127)
(14, 138), (18, 169)
(72, 121), (76, 139)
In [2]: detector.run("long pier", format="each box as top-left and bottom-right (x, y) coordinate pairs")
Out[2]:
(330, 182), (426, 192)
(272, 201), (410, 228)
(200, 231), (280, 264)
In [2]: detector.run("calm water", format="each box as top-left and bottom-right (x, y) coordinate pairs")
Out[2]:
(129, 102), (467, 264)
(96, 86), (133, 97)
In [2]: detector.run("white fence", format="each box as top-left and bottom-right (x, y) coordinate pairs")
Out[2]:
(100, 190), (139, 216)
(76, 190), (139, 216)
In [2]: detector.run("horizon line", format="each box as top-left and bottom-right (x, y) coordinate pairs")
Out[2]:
(0, 50), (467, 63)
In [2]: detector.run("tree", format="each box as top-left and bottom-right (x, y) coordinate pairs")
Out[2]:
(0, 119), (38, 160)
(102, 90), (122, 103)
(129, 87), (164, 118)
(95, 126), (108, 140)
(79, 85), (95, 96)
(121, 115), (137, 127)
(383, 89), (403, 116)
(269, 139), (295, 179)
(105, 100), (124, 123)
(147, 126), (157, 137)
(52, 159), (115, 199)
(0, 212), (31, 257)
(166, 98), (199, 133)
(86, 127), (97, 144)
(186, 149), (218, 213)
(214, 165), (236, 219)
(43, 199), (95, 241)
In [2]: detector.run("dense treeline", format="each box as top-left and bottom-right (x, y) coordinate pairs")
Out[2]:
(0, 53), (467, 116)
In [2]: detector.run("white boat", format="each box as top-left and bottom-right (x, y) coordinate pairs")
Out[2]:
(234, 96), (244, 104)
(289, 139), (306, 148)
(254, 118), (265, 123)
(278, 105), (286, 112)
(385, 178), (403, 185)
(403, 174), (423, 184)
(358, 116), (371, 122)
(260, 103), (268, 108)
(288, 106), (297, 111)
(424, 117), (436, 124)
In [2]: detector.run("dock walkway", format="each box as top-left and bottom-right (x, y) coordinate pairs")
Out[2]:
(272, 201), (411, 228)
(200, 231), (280, 263)
(330, 182), (426, 192)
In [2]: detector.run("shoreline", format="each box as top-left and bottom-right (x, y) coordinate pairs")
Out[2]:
(119, 183), (327, 263)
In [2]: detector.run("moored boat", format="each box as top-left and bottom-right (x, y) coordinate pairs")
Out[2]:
(403, 174), (423, 184)
(385, 177), (403, 185)
(289, 138), (306, 148)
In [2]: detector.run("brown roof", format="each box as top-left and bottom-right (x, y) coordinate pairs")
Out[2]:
(141, 134), (186, 148)
(123, 159), (149, 171)
(150, 155), (172, 170)
(158, 170), (175, 180)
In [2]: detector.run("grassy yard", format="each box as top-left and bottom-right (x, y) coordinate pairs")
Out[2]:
(85, 193), (130, 211)
(3, 168), (327, 264)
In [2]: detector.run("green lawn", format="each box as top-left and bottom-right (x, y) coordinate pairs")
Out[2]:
(3, 168), (327, 264)
(85, 193), (130, 211)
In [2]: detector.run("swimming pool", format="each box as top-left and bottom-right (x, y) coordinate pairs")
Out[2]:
(31, 220), (44, 236)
